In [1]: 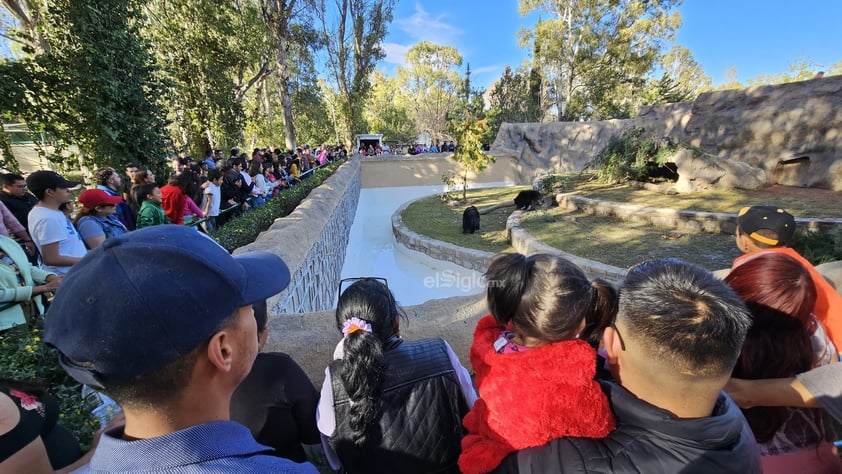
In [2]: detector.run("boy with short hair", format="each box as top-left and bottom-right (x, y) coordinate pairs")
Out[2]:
(202, 169), (223, 231)
(732, 205), (842, 348)
(135, 184), (168, 229)
(26, 171), (87, 274)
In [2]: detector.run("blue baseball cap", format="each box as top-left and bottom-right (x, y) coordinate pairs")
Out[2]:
(45, 225), (290, 388)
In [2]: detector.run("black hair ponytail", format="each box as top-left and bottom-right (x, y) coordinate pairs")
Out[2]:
(335, 279), (402, 446)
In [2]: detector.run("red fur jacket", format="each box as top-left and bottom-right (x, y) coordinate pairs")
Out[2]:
(458, 315), (616, 474)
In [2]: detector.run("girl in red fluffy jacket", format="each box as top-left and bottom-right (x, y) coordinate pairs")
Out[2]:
(459, 253), (617, 474)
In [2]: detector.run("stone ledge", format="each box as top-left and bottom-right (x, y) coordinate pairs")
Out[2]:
(506, 211), (627, 284)
(392, 198), (495, 272)
(556, 193), (842, 233)
(391, 195), (627, 284)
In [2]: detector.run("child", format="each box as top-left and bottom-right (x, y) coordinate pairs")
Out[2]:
(202, 169), (222, 231)
(317, 278), (476, 474)
(731, 205), (842, 349)
(135, 184), (168, 229)
(459, 253), (617, 474)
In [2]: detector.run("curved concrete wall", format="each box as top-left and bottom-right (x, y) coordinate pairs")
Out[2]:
(360, 153), (526, 187)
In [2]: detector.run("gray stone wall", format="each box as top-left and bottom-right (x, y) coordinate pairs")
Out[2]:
(234, 158), (361, 314)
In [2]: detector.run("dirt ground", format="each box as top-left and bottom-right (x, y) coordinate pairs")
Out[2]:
(742, 184), (842, 207)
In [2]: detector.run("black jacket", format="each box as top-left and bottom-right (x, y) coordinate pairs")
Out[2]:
(328, 338), (468, 474)
(493, 381), (761, 474)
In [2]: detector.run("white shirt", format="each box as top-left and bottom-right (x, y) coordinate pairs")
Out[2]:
(28, 206), (87, 274)
(203, 183), (221, 217)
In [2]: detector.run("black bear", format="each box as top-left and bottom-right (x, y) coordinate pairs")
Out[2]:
(462, 206), (480, 234)
(514, 190), (542, 210)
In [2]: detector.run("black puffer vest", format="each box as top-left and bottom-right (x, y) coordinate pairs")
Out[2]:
(329, 337), (468, 474)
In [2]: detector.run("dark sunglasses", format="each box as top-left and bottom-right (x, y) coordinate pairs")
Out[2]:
(338, 277), (390, 305)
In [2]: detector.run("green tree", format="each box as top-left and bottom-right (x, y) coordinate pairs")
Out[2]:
(448, 110), (494, 202)
(657, 45), (711, 96)
(315, 0), (395, 149)
(519, 0), (682, 121)
(145, 0), (271, 157)
(487, 65), (543, 141)
(260, 0), (323, 150)
(363, 70), (415, 143)
(716, 65), (744, 91)
(747, 56), (824, 86)
(0, 0), (49, 55)
(1, 0), (170, 172)
(396, 41), (463, 143)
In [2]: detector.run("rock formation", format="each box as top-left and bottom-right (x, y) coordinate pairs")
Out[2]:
(491, 74), (842, 191)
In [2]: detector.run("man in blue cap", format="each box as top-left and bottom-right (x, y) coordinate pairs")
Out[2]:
(45, 225), (316, 473)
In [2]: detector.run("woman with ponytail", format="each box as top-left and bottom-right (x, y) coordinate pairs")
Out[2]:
(459, 253), (617, 474)
(317, 278), (476, 474)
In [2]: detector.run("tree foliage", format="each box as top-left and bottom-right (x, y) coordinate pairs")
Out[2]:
(363, 70), (415, 143)
(395, 41), (463, 143)
(1, 0), (170, 172)
(448, 110), (494, 202)
(519, 0), (682, 121)
(144, 0), (272, 158)
(315, 0), (395, 148)
(486, 65), (543, 141)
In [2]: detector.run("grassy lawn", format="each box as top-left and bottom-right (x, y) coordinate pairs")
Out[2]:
(518, 208), (740, 270)
(401, 173), (840, 271)
(556, 173), (842, 217)
(401, 186), (532, 253)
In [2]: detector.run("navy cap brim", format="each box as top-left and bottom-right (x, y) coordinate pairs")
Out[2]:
(57, 352), (107, 389)
(233, 251), (291, 306)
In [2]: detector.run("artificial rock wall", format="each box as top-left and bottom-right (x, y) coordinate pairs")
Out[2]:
(233, 158), (361, 314)
(491, 75), (842, 191)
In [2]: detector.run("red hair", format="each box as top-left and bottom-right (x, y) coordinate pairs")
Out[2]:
(725, 252), (817, 442)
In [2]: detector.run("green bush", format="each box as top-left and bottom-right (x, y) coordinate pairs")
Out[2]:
(0, 323), (98, 449)
(595, 128), (679, 184)
(792, 228), (842, 265)
(209, 160), (345, 252)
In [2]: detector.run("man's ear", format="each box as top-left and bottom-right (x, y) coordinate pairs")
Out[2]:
(602, 326), (621, 365)
(206, 331), (234, 372)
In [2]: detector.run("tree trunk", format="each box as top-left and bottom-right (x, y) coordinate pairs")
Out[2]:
(276, 54), (296, 150)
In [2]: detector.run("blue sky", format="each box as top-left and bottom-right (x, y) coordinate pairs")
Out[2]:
(380, 0), (842, 89)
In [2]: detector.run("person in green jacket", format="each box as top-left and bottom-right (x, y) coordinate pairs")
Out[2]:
(135, 184), (169, 229)
(0, 234), (61, 331)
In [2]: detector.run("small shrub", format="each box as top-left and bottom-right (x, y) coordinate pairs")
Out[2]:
(0, 323), (98, 448)
(209, 160), (344, 252)
(439, 172), (459, 202)
(536, 173), (581, 195)
(792, 228), (842, 265)
(595, 128), (679, 184)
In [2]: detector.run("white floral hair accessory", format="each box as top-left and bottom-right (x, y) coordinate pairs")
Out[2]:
(342, 317), (372, 337)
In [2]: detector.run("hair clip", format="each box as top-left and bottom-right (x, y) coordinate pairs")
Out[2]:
(342, 317), (372, 337)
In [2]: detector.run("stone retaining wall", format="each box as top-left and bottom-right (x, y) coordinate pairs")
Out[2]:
(391, 198), (495, 272)
(390, 195), (626, 284)
(361, 153), (526, 187)
(234, 158), (361, 314)
(555, 193), (842, 234)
